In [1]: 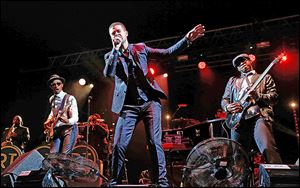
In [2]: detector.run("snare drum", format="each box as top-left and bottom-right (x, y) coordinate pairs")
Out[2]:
(35, 144), (51, 158)
(1, 144), (22, 172)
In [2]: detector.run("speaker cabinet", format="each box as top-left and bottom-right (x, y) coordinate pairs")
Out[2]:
(1, 149), (44, 187)
(14, 168), (65, 187)
(259, 164), (299, 187)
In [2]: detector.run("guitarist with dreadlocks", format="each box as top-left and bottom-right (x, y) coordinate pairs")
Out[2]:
(43, 74), (79, 154)
(221, 53), (282, 164)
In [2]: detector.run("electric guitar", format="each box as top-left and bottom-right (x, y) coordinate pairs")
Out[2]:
(225, 53), (285, 129)
(44, 104), (70, 143)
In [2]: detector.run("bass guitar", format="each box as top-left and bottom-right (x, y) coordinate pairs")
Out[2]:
(225, 53), (285, 129)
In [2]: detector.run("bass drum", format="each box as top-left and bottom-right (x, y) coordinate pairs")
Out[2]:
(72, 144), (99, 164)
(35, 142), (99, 164)
(35, 143), (51, 159)
(1, 144), (22, 173)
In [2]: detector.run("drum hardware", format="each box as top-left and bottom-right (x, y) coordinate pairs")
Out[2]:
(34, 143), (99, 163)
(1, 144), (23, 172)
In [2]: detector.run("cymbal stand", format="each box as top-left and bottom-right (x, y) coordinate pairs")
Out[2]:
(170, 106), (182, 129)
(86, 96), (92, 158)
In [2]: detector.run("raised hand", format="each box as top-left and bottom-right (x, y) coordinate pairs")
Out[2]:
(186, 24), (205, 43)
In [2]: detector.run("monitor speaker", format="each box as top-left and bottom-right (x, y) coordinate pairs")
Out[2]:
(14, 168), (65, 187)
(1, 149), (44, 187)
(259, 164), (299, 187)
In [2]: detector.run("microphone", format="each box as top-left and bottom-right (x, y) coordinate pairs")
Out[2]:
(88, 96), (93, 100)
(178, 104), (188, 108)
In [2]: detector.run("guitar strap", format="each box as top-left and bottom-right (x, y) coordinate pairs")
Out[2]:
(59, 94), (70, 113)
(244, 76), (252, 88)
(52, 94), (70, 117)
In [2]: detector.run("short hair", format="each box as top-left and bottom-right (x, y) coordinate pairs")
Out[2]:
(109, 22), (127, 31)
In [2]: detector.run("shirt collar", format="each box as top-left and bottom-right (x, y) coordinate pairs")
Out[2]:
(242, 70), (256, 77)
(55, 91), (66, 99)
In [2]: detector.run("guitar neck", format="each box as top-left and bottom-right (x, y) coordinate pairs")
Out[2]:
(240, 56), (281, 102)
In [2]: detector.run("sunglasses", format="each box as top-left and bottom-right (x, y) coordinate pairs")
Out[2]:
(235, 57), (250, 67)
(51, 82), (62, 87)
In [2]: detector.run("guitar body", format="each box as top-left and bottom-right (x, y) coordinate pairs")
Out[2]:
(44, 117), (57, 143)
(225, 101), (251, 129)
(44, 104), (70, 142)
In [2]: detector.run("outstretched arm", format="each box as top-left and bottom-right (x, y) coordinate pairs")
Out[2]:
(185, 24), (205, 43)
(146, 24), (205, 57)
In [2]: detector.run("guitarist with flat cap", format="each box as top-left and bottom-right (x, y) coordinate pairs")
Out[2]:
(44, 74), (79, 154)
(221, 53), (283, 164)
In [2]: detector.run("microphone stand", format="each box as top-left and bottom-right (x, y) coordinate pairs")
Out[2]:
(86, 96), (92, 158)
(170, 106), (182, 129)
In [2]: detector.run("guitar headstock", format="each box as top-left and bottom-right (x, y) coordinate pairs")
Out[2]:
(276, 53), (287, 63)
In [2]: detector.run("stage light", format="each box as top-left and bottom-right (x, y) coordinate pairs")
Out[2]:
(256, 41), (271, 48)
(79, 78), (86, 86)
(177, 54), (189, 61)
(166, 114), (170, 120)
(290, 101), (297, 109)
(282, 55), (287, 61)
(149, 67), (155, 75)
(198, 61), (206, 69)
(163, 73), (168, 78)
(89, 84), (94, 88)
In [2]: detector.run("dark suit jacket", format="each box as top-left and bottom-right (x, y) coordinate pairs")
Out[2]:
(103, 37), (190, 114)
(1, 126), (30, 149)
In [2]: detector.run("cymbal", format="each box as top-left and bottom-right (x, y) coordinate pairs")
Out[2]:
(78, 122), (88, 127)
(201, 118), (226, 124)
(95, 119), (105, 122)
(78, 122), (88, 125)
(170, 118), (200, 129)
(77, 134), (84, 139)
(183, 118), (226, 129)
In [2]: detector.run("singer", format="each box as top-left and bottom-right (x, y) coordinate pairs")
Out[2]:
(103, 22), (205, 186)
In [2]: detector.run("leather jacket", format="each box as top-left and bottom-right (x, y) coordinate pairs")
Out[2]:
(221, 73), (278, 122)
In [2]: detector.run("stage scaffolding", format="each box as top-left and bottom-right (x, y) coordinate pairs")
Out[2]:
(22, 15), (299, 73)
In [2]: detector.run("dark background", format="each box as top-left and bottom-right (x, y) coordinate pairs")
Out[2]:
(1, 0), (299, 184)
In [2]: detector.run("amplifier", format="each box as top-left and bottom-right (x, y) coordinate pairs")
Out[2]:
(259, 164), (299, 187)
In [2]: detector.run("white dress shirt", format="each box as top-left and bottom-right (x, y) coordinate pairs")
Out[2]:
(238, 70), (256, 100)
(47, 91), (79, 127)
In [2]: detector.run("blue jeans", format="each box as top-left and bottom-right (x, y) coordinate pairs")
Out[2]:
(50, 124), (78, 154)
(231, 117), (282, 164)
(111, 101), (169, 187)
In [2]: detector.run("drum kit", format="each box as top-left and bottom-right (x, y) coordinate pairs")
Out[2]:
(1, 141), (23, 173)
(1, 120), (110, 174)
